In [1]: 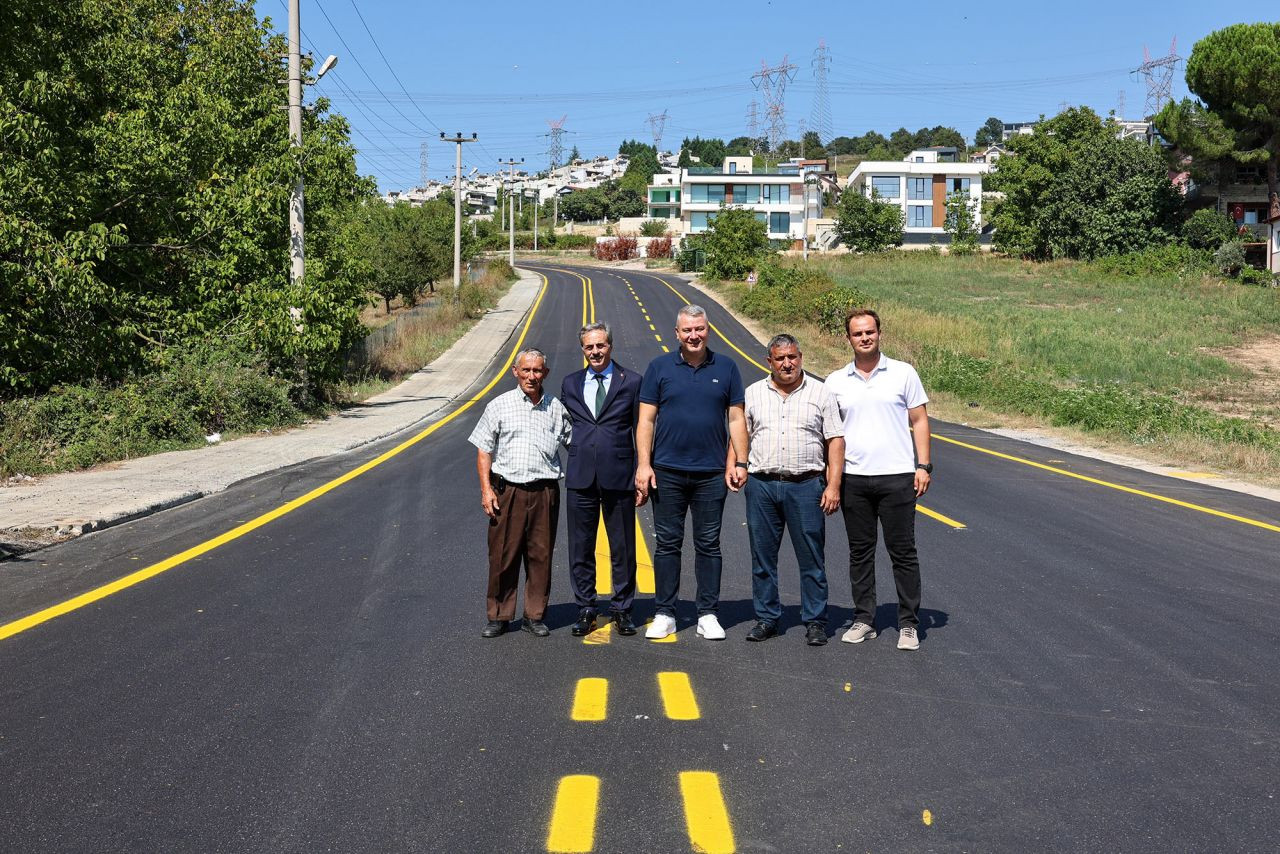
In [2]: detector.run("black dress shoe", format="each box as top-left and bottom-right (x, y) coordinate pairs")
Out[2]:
(745, 620), (778, 642)
(805, 623), (828, 646)
(481, 620), (507, 638)
(611, 612), (637, 635)
(571, 613), (598, 636)
(521, 618), (550, 637)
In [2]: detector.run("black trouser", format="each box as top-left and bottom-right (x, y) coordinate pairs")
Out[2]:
(839, 473), (921, 629)
(566, 484), (637, 615)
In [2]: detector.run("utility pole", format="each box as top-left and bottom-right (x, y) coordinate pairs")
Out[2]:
(499, 158), (523, 266)
(531, 189), (539, 251)
(441, 132), (478, 296)
(287, 0), (304, 286)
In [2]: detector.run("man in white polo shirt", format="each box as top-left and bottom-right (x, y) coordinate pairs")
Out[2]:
(825, 308), (932, 651)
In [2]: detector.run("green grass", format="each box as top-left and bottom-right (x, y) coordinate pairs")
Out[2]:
(701, 251), (1280, 481)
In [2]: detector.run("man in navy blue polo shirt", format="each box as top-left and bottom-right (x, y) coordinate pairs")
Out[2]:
(635, 304), (747, 640)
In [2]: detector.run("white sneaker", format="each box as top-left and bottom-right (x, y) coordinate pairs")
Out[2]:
(645, 614), (677, 639)
(841, 622), (877, 644)
(696, 614), (726, 640)
(897, 626), (920, 651)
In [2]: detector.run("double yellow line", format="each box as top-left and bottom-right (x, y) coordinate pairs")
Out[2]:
(0, 274), (554, 643)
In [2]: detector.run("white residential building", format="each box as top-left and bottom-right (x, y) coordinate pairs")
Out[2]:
(646, 156), (814, 245)
(845, 149), (991, 243)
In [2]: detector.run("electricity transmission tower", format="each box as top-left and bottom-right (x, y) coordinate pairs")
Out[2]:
(419, 141), (429, 189)
(746, 101), (760, 143)
(546, 115), (567, 172)
(647, 109), (669, 153)
(1115, 89), (1127, 119)
(1132, 37), (1181, 118)
(810, 40), (833, 144)
(751, 57), (798, 151)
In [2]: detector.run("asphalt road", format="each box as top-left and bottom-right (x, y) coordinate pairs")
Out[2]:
(1, 264), (1277, 853)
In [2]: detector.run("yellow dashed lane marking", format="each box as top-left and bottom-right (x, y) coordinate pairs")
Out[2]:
(658, 671), (700, 720)
(546, 775), (600, 853)
(571, 678), (608, 721)
(679, 771), (736, 854)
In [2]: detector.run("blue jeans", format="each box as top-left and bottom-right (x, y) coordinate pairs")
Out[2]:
(651, 466), (728, 617)
(745, 475), (829, 626)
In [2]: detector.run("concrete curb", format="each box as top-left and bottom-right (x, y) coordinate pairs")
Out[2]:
(0, 269), (544, 555)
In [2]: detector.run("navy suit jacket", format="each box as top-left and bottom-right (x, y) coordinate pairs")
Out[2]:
(560, 362), (641, 492)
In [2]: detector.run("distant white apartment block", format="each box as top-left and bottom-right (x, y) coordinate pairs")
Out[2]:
(645, 156), (815, 244)
(845, 148), (990, 243)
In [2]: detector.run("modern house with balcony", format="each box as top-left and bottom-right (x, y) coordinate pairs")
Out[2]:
(646, 156), (813, 245)
(845, 149), (990, 244)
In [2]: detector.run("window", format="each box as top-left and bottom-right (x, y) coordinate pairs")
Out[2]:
(949, 177), (971, 194)
(755, 212), (768, 225)
(1244, 210), (1259, 225)
(907, 177), (929, 200)
(650, 189), (670, 203)
(729, 161), (738, 174)
(769, 212), (790, 233)
(908, 205), (930, 228)
(690, 212), (710, 232)
(914, 156), (924, 163)
(734, 184), (760, 204)
(1235, 164), (1263, 184)
(707, 184), (725, 203)
(762, 183), (790, 204)
(871, 176), (900, 199)
(690, 184), (708, 203)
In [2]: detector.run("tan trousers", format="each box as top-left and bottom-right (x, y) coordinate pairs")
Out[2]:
(486, 479), (559, 621)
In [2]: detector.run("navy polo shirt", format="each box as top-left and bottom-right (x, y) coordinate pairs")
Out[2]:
(640, 349), (746, 472)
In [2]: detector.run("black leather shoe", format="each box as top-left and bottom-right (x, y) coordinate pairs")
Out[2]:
(521, 618), (550, 637)
(805, 623), (828, 646)
(611, 612), (637, 636)
(481, 620), (507, 638)
(571, 613), (598, 636)
(745, 620), (778, 642)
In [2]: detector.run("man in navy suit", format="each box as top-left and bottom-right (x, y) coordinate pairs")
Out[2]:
(561, 322), (642, 637)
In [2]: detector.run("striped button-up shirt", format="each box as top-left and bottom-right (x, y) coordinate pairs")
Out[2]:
(468, 388), (572, 483)
(744, 375), (843, 475)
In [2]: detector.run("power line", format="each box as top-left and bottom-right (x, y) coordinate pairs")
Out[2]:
(345, 0), (442, 134)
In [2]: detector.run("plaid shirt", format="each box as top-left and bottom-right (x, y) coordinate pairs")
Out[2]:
(468, 388), (572, 483)
(744, 375), (843, 475)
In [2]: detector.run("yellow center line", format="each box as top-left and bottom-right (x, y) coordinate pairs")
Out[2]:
(934, 433), (1280, 533)
(643, 272), (766, 373)
(653, 333), (662, 342)
(635, 518), (655, 594)
(546, 775), (600, 853)
(657, 671), (701, 720)
(0, 274), (554, 644)
(570, 677), (608, 721)
(678, 771), (736, 854)
(917, 505), (966, 529)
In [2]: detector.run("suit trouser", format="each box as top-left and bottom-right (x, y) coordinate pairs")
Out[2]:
(566, 484), (637, 614)
(839, 472), (921, 629)
(486, 478), (559, 621)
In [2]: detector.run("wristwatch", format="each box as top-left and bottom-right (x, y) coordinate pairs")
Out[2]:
(734, 461), (749, 469)
(916, 463), (933, 474)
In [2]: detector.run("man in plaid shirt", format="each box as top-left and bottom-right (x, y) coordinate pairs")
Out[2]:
(469, 348), (572, 638)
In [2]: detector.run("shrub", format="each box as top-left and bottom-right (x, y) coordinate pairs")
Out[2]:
(640, 219), (671, 237)
(1182, 209), (1237, 250)
(1213, 240), (1247, 277)
(646, 236), (673, 258)
(834, 188), (904, 252)
(810, 286), (873, 337)
(675, 234), (707, 271)
(591, 236), (639, 261)
(1090, 244), (1214, 277)
(944, 192), (980, 256)
(1238, 266), (1277, 287)
(551, 233), (594, 249)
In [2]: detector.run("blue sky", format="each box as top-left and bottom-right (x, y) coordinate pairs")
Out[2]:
(263, 1), (1264, 193)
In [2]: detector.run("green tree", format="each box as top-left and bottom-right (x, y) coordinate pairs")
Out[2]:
(834, 189), (904, 252)
(975, 116), (1004, 147)
(702, 207), (769, 280)
(801, 131), (826, 160)
(1182, 208), (1238, 250)
(1183, 22), (1280, 200)
(620, 144), (660, 196)
(678, 136), (728, 167)
(944, 193), (980, 255)
(990, 107), (1181, 259)
(0, 0), (374, 398)
(1154, 97), (1255, 203)
(346, 199), (472, 311)
(568, 145), (580, 163)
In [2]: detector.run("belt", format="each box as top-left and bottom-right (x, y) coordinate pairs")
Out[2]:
(489, 475), (558, 493)
(751, 470), (823, 483)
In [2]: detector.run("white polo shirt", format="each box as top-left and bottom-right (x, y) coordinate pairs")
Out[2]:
(825, 355), (928, 476)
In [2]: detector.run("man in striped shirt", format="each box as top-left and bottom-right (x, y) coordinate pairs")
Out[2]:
(732, 334), (844, 646)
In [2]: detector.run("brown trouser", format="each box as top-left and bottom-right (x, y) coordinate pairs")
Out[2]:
(486, 477), (560, 621)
